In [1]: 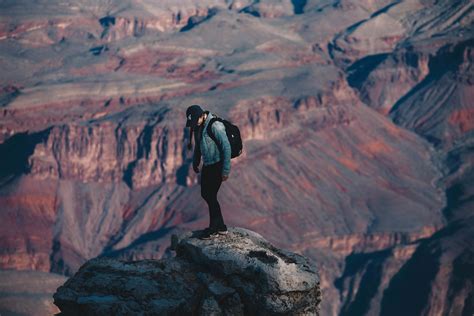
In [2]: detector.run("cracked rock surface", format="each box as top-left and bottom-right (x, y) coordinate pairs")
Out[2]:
(53, 227), (321, 315)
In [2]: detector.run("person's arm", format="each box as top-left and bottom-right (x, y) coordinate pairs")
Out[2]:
(192, 128), (201, 173)
(211, 121), (231, 177)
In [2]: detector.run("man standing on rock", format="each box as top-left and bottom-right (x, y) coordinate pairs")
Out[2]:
(186, 104), (230, 239)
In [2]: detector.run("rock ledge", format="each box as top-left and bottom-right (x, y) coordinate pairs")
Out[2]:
(54, 227), (321, 315)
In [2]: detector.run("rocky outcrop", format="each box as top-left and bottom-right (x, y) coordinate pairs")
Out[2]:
(1, 0), (472, 315)
(53, 227), (321, 315)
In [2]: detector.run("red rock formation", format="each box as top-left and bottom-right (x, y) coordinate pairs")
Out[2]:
(0, 0), (472, 315)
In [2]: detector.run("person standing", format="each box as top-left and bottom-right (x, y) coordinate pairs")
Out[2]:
(185, 104), (231, 239)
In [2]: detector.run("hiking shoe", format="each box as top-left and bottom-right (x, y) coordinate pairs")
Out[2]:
(200, 227), (213, 234)
(198, 225), (228, 239)
(199, 231), (218, 240)
(198, 228), (218, 240)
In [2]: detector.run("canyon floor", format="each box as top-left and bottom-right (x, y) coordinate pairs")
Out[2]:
(0, 1), (473, 315)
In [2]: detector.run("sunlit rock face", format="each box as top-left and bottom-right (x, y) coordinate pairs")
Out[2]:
(0, 0), (472, 315)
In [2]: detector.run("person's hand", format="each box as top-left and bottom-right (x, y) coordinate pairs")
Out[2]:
(193, 165), (200, 173)
(222, 174), (229, 181)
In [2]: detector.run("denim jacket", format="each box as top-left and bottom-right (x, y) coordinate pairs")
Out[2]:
(193, 111), (231, 176)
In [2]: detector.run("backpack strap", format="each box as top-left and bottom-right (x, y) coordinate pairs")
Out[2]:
(206, 117), (220, 145)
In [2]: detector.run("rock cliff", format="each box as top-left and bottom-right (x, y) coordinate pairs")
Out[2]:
(1, 0), (472, 315)
(53, 227), (321, 315)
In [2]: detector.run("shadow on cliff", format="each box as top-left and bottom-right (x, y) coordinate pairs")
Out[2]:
(346, 53), (389, 90)
(175, 163), (191, 186)
(122, 108), (168, 189)
(100, 226), (175, 259)
(390, 39), (474, 119)
(180, 8), (218, 32)
(379, 224), (463, 316)
(0, 128), (51, 186)
(448, 250), (474, 316)
(122, 124), (154, 188)
(335, 249), (391, 316)
(291, 0), (307, 14)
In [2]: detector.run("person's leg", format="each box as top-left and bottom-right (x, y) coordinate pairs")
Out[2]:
(201, 161), (226, 229)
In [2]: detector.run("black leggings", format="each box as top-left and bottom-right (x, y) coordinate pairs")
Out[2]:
(200, 160), (226, 229)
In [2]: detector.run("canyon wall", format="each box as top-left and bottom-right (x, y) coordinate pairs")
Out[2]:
(0, 0), (472, 315)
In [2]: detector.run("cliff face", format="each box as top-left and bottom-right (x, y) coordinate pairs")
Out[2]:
(53, 227), (321, 316)
(1, 0), (472, 315)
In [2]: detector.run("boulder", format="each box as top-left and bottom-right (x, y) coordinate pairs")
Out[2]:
(53, 227), (321, 315)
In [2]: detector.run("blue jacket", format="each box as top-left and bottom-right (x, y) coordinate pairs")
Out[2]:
(193, 111), (231, 176)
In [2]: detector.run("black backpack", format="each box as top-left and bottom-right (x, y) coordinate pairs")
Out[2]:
(206, 116), (243, 158)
